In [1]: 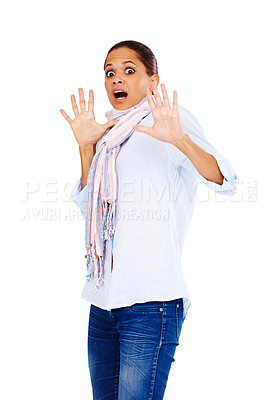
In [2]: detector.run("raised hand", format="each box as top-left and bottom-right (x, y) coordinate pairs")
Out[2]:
(60, 88), (119, 148)
(133, 81), (185, 145)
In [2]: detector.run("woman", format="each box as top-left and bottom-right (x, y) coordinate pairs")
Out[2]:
(60, 40), (238, 399)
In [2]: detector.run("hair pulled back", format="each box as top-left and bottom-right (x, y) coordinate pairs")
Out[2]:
(104, 40), (158, 76)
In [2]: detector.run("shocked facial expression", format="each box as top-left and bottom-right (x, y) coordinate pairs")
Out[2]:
(104, 47), (158, 110)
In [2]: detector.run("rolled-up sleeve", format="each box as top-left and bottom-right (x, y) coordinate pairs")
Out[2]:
(165, 104), (238, 196)
(69, 177), (88, 218)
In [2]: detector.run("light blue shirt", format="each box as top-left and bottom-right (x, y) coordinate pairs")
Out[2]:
(69, 103), (238, 320)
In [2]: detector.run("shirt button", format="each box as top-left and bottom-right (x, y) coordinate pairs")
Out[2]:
(159, 307), (163, 312)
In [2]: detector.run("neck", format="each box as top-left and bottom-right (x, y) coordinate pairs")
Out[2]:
(105, 96), (148, 121)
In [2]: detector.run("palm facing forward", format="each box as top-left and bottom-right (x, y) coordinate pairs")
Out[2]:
(60, 88), (118, 148)
(133, 81), (185, 145)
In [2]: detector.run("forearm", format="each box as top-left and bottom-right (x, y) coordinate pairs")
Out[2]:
(79, 144), (96, 189)
(173, 134), (224, 185)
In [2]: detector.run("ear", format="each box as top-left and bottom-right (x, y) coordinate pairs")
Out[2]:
(149, 74), (160, 95)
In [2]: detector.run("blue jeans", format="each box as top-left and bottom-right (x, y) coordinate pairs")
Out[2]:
(87, 297), (186, 399)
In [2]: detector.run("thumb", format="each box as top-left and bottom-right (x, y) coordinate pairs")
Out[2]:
(133, 125), (152, 135)
(103, 119), (119, 131)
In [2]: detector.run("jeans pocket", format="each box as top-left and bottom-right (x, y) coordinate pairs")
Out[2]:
(175, 302), (184, 342)
(129, 301), (164, 313)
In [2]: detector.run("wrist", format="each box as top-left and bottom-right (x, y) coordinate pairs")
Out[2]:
(172, 132), (191, 149)
(79, 143), (96, 152)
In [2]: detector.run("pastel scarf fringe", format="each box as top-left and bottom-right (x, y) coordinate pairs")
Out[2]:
(84, 96), (152, 291)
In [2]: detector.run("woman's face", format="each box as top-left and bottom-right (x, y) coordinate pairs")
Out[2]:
(104, 47), (159, 110)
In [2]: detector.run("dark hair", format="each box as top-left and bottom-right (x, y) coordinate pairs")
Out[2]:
(104, 40), (158, 76)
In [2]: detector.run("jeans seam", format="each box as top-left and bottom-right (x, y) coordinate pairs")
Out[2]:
(148, 304), (165, 400)
(114, 351), (120, 400)
(176, 304), (179, 342)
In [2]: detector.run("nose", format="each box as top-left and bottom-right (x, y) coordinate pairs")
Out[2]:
(112, 74), (124, 85)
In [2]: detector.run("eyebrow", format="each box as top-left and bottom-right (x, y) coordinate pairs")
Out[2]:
(104, 60), (138, 69)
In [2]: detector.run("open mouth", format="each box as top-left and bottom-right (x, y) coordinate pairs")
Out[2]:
(113, 90), (128, 99)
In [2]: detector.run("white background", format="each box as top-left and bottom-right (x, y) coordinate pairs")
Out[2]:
(1, 0), (279, 399)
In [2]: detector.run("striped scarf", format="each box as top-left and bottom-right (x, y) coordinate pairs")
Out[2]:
(84, 96), (152, 291)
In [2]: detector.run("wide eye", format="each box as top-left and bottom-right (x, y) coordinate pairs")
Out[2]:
(106, 70), (115, 77)
(125, 67), (135, 74)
